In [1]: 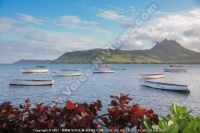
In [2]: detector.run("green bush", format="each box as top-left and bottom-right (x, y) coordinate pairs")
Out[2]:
(142, 102), (200, 133)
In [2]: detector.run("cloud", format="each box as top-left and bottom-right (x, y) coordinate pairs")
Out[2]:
(60, 15), (99, 27)
(119, 7), (200, 52)
(0, 16), (113, 62)
(1, 7), (200, 63)
(58, 15), (114, 35)
(0, 17), (23, 35)
(0, 28), (98, 63)
(96, 10), (125, 20)
(183, 7), (200, 18)
(120, 39), (143, 50)
(184, 25), (200, 37)
(0, 16), (112, 63)
(94, 6), (134, 22)
(18, 13), (45, 25)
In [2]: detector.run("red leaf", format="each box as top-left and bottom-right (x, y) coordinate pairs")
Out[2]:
(110, 100), (117, 106)
(66, 100), (75, 109)
(76, 107), (85, 113)
(7, 114), (16, 120)
(0, 109), (7, 114)
(96, 100), (101, 104)
(25, 99), (30, 104)
(107, 107), (118, 114)
(108, 125), (117, 130)
(134, 108), (144, 117)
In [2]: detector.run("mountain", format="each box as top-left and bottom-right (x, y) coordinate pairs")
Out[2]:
(14, 59), (52, 64)
(52, 39), (200, 64)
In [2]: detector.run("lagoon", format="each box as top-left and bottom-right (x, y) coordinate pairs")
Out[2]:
(0, 64), (200, 115)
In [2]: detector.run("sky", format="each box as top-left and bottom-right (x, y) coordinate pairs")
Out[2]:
(0, 0), (200, 63)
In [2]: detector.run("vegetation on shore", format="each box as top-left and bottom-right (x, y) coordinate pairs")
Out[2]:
(0, 92), (199, 133)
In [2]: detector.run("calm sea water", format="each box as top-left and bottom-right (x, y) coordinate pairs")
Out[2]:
(0, 64), (200, 116)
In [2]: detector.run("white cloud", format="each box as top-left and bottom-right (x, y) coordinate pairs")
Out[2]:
(97, 10), (125, 20)
(0, 17), (23, 35)
(1, 7), (200, 63)
(60, 15), (99, 27)
(183, 7), (200, 18)
(18, 13), (45, 25)
(0, 27), (99, 63)
(184, 25), (200, 37)
(58, 15), (114, 35)
(120, 7), (200, 52)
(0, 16), (112, 63)
(121, 39), (143, 50)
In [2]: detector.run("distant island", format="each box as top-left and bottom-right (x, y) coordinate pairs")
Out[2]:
(14, 59), (52, 64)
(14, 39), (200, 64)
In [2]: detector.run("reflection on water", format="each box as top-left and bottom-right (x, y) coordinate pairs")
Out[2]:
(0, 64), (200, 115)
(9, 85), (53, 89)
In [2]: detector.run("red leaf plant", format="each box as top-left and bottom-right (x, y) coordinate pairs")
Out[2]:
(98, 92), (159, 133)
(0, 93), (158, 133)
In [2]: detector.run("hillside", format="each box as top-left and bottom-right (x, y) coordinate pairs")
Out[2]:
(51, 39), (200, 64)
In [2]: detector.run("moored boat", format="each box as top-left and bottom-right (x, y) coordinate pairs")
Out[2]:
(164, 68), (187, 72)
(93, 64), (115, 73)
(93, 70), (115, 73)
(20, 68), (49, 73)
(140, 80), (190, 92)
(52, 72), (83, 77)
(9, 79), (54, 86)
(170, 65), (183, 67)
(138, 74), (165, 79)
(36, 66), (46, 68)
(164, 65), (187, 72)
(111, 68), (126, 70)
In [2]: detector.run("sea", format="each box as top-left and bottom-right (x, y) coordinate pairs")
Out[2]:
(0, 64), (200, 116)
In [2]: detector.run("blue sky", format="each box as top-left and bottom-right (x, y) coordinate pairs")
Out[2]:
(0, 0), (200, 63)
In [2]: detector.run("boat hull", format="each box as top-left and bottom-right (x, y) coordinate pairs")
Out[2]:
(52, 72), (83, 77)
(138, 74), (165, 79)
(93, 70), (115, 73)
(61, 69), (79, 71)
(140, 80), (190, 92)
(9, 79), (54, 86)
(164, 68), (187, 72)
(20, 68), (49, 73)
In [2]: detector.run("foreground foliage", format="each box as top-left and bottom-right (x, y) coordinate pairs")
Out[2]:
(142, 102), (200, 133)
(0, 93), (198, 133)
(0, 93), (158, 133)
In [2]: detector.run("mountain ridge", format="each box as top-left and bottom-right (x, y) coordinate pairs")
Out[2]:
(52, 39), (200, 64)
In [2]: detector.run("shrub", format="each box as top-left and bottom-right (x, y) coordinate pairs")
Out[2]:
(142, 102), (200, 133)
(0, 93), (159, 133)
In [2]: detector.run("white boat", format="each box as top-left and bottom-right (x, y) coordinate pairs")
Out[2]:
(138, 74), (165, 79)
(170, 65), (183, 67)
(140, 80), (190, 92)
(93, 70), (115, 73)
(9, 79), (54, 86)
(164, 68), (187, 72)
(20, 68), (49, 73)
(52, 72), (83, 77)
(112, 68), (126, 70)
(93, 64), (115, 73)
